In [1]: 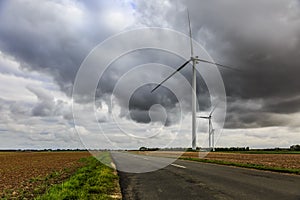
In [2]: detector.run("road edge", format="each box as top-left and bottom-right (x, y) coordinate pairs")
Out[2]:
(109, 152), (123, 200)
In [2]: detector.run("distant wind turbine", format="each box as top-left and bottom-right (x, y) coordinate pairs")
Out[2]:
(151, 9), (237, 150)
(198, 105), (218, 151)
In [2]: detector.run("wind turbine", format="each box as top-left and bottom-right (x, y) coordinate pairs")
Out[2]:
(198, 105), (217, 151)
(151, 9), (237, 150)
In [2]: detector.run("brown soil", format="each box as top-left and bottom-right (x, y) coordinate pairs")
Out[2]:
(133, 151), (300, 170)
(182, 152), (300, 169)
(0, 151), (90, 199)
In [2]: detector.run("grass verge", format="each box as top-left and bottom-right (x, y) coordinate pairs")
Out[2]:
(36, 153), (120, 200)
(181, 157), (300, 175)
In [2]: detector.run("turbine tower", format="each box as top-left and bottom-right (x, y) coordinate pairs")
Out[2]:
(151, 9), (237, 150)
(198, 105), (217, 151)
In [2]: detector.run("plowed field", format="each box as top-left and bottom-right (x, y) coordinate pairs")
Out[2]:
(0, 151), (90, 199)
(134, 151), (300, 170)
(182, 152), (300, 169)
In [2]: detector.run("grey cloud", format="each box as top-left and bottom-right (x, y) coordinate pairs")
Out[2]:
(93, 48), (211, 125)
(27, 86), (55, 116)
(0, 0), (132, 93)
(224, 97), (296, 129)
(225, 112), (289, 129)
(1, 0), (212, 127)
(262, 96), (300, 114)
(127, 85), (180, 126)
(164, 0), (300, 128)
(9, 102), (30, 116)
(186, 0), (300, 101)
(1, 0), (300, 129)
(26, 86), (72, 119)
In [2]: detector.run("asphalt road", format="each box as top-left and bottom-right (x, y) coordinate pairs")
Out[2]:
(111, 151), (300, 200)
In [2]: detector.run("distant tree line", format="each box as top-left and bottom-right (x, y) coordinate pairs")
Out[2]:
(137, 145), (300, 152)
(139, 147), (160, 151)
(214, 147), (250, 152)
(138, 147), (250, 152)
(290, 145), (300, 151)
(1, 145), (299, 152)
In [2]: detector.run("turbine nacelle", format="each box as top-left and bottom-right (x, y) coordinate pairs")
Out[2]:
(197, 116), (211, 119)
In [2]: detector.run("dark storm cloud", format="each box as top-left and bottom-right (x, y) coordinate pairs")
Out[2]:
(97, 49), (211, 115)
(0, 0), (131, 93)
(263, 96), (300, 114)
(128, 84), (179, 125)
(1, 0), (300, 129)
(181, 1), (300, 99)
(224, 102), (290, 129)
(141, 0), (300, 128)
(0, 0), (211, 127)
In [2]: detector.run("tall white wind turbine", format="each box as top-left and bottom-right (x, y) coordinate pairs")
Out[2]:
(198, 105), (217, 151)
(151, 9), (237, 150)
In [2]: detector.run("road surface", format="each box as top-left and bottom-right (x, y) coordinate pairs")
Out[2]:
(111, 151), (300, 200)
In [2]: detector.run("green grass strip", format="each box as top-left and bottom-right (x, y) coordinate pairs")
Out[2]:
(36, 154), (119, 200)
(181, 157), (300, 175)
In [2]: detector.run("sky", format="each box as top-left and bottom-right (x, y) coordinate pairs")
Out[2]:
(0, 0), (300, 149)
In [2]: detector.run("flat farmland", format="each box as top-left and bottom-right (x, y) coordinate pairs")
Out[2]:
(182, 152), (300, 169)
(133, 151), (300, 170)
(0, 151), (90, 199)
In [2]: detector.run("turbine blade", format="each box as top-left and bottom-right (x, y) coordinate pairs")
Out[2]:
(196, 58), (241, 72)
(209, 101), (221, 117)
(187, 8), (193, 57)
(151, 59), (191, 93)
(209, 104), (218, 117)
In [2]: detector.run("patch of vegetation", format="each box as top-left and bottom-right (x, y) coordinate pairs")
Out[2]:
(290, 144), (300, 151)
(2, 167), (76, 200)
(36, 154), (120, 200)
(181, 157), (300, 175)
(214, 147), (250, 152)
(95, 151), (114, 166)
(139, 147), (160, 151)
